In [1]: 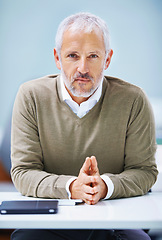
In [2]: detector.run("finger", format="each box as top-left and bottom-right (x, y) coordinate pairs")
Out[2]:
(90, 175), (100, 187)
(91, 187), (103, 204)
(81, 175), (94, 185)
(83, 184), (97, 195)
(82, 193), (93, 205)
(90, 156), (99, 174)
(84, 199), (93, 205)
(82, 184), (100, 205)
(70, 179), (93, 200)
(91, 194), (101, 205)
(92, 178), (108, 201)
(80, 157), (91, 174)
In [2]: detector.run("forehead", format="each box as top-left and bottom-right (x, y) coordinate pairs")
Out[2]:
(61, 29), (105, 53)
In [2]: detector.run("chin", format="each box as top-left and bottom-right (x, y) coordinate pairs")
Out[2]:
(71, 87), (96, 98)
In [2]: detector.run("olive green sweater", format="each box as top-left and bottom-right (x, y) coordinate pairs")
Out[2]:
(11, 75), (158, 199)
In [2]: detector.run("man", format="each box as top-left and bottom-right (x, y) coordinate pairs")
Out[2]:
(11, 12), (158, 240)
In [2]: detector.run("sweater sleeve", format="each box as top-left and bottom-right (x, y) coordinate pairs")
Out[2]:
(11, 85), (74, 199)
(107, 89), (158, 199)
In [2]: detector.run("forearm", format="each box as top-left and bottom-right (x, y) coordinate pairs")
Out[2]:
(36, 173), (75, 199)
(11, 166), (75, 199)
(106, 167), (158, 199)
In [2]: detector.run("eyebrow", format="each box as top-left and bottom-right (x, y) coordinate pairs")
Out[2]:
(65, 51), (79, 55)
(65, 50), (102, 55)
(88, 51), (101, 55)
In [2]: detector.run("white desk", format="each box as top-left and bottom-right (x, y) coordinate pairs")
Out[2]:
(0, 192), (162, 230)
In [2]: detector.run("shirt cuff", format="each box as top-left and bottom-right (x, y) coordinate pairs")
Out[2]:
(66, 177), (77, 199)
(101, 174), (114, 199)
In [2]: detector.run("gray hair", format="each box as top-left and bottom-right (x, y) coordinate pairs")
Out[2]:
(55, 12), (111, 57)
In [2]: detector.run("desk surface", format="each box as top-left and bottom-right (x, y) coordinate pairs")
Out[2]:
(0, 192), (162, 229)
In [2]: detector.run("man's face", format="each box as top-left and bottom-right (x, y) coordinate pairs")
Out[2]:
(54, 29), (113, 100)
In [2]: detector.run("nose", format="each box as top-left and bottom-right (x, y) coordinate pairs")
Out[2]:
(77, 57), (89, 74)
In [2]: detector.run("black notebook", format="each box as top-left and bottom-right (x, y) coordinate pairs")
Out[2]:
(0, 200), (58, 214)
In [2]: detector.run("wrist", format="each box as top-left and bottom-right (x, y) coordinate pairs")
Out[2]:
(101, 174), (114, 199)
(101, 179), (108, 199)
(66, 177), (77, 199)
(69, 179), (77, 199)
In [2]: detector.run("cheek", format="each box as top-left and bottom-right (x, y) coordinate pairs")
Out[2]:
(62, 62), (77, 74)
(90, 59), (105, 71)
(90, 64), (104, 77)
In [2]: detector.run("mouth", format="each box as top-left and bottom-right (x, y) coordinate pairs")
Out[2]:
(75, 77), (91, 83)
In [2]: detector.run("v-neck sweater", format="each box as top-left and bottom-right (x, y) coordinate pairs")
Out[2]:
(11, 75), (158, 199)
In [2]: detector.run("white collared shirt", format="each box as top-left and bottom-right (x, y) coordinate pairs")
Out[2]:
(60, 75), (114, 200)
(60, 75), (102, 118)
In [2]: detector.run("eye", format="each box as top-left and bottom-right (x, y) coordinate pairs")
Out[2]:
(67, 53), (79, 59)
(89, 54), (99, 59)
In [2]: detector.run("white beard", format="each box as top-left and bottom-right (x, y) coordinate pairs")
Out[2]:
(61, 69), (104, 98)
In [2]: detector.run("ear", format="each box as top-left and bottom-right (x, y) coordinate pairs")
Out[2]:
(54, 48), (61, 70)
(104, 49), (113, 70)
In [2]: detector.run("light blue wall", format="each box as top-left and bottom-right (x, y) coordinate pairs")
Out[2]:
(0, 0), (162, 138)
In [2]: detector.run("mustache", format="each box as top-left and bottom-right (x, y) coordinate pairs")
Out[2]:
(73, 72), (94, 81)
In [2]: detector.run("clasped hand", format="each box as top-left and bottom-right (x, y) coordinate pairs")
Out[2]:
(69, 156), (108, 205)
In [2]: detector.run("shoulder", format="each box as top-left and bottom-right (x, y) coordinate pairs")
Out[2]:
(103, 76), (147, 101)
(104, 76), (141, 93)
(14, 75), (60, 109)
(17, 75), (59, 100)
(20, 74), (59, 93)
(102, 76), (153, 116)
